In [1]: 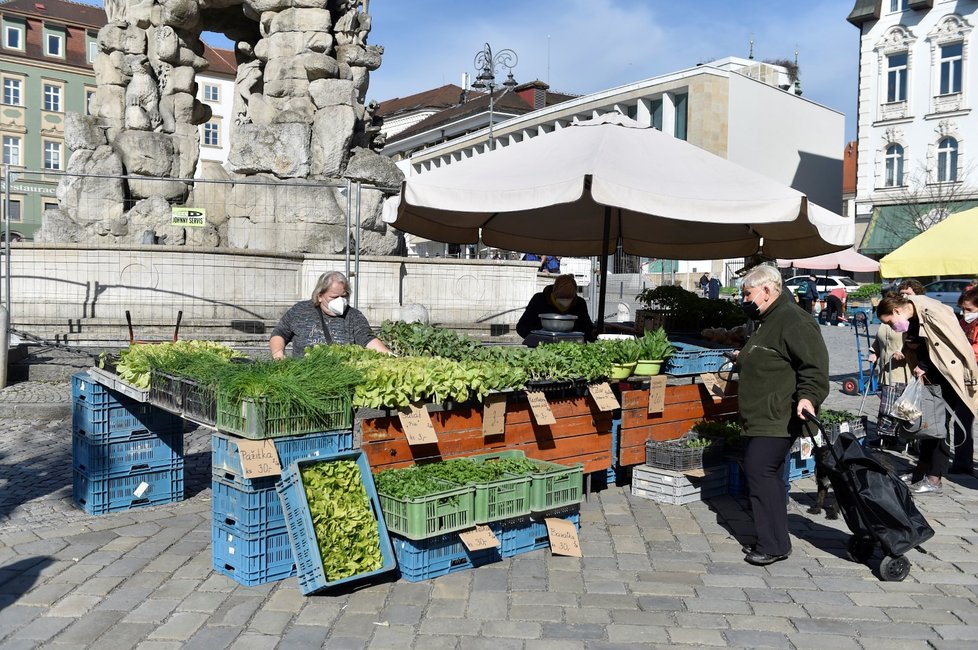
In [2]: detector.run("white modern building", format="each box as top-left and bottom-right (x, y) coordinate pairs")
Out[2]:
(848, 0), (978, 257)
(195, 47), (236, 177)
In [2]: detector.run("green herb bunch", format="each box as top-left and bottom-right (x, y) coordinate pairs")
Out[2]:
(379, 321), (482, 358)
(637, 328), (675, 361)
(601, 338), (641, 365)
(691, 419), (743, 441)
(375, 455), (541, 499)
(818, 410), (858, 425)
(114, 340), (244, 389)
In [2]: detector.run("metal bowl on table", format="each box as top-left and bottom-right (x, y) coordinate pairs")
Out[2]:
(539, 313), (577, 332)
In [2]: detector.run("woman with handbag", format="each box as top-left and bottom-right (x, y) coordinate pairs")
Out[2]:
(877, 294), (978, 493)
(868, 320), (915, 443)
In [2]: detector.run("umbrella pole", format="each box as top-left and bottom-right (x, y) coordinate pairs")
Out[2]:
(596, 205), (611, 332)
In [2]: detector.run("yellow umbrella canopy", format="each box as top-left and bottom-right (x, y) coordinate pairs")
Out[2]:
(879, 207), (978, 278)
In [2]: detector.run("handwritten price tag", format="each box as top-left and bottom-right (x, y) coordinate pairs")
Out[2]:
(236, 439), (283, 479)
(588, 382), (620, 411)
(459, 525), (500, 551)
(546, 517), (582, 557)
(700, 373), (736, 403)
(647, 375), (666, 414)
(398, 403), (438, 445)
(526, 391), (556, 425)
(483, 393), (507, 436)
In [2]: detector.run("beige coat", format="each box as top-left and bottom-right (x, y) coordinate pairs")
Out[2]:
(908, 295), (978, 413)
(872, 323), (914, 385)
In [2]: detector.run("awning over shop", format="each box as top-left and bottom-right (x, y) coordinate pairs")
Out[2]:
(858, 200), (978, 257)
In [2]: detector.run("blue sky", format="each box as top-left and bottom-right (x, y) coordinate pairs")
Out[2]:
(90, 0), (859, 141)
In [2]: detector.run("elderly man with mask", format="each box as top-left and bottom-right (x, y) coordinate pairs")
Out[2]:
(516, 274), (594, 340)
(736, 264), (829, 566)
(269, 271), (390, 358)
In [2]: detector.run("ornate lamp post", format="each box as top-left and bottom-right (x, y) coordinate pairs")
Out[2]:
(471, 43), (518, 151)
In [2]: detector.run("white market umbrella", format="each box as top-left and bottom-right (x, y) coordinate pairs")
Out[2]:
(776, 247), (880, 273)
(384, 113), (853, 322)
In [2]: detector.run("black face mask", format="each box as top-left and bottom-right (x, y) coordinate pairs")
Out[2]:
(741, 299), (761, 320)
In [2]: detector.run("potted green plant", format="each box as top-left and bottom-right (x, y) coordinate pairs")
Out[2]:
(606, 338), (640, 379)
(634, 328), (675, 376)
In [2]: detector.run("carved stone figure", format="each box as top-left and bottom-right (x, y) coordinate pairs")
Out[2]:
(124, 57), (161, 130)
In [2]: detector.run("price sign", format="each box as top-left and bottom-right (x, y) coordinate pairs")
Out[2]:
(545, 518), (582, 557)
(236, 439), (283, 479)
(588, 383), (620, 411)
(647, 375), (666, 414)
(398, 403), (438, 445)
(483, 393), (507, 436)
(839, 422), (850, 433)
(459, 525), (500, 551)
(700, 373), (736, 403)
(526, 391), (556, 425)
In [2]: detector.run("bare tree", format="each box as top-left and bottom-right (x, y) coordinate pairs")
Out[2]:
(872, 160), (978, 243)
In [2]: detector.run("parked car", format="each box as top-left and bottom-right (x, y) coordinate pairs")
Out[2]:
(783, 275), (861, 295)
(924, 278), (972, 313)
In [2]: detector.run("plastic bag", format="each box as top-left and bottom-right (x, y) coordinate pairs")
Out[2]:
(890, 378), (923, 422)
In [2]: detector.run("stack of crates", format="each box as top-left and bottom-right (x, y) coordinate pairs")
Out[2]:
(630, 464), (728, 505)
(71, 372), (185, 515)
(210, 429), (354, 586)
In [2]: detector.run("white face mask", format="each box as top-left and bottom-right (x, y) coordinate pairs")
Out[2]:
(964, 311), (978, 324)
(326, 296), (348, 316)
(556, 298), (573, 309)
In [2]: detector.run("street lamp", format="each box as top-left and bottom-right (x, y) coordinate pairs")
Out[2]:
(471, 43), (518, 151)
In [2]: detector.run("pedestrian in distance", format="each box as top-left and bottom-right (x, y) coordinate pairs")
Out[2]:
(698, 272), (710, 297)
(797, 274), (819, 314)
(707, 275), (722, 300)
(877, 293), (978, 491)
(735, 265), (829, 565)
(824, 287), (847, 325)
(898, 279), (927, 297)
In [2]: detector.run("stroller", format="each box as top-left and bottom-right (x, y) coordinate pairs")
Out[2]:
(803, 410), (934, 581)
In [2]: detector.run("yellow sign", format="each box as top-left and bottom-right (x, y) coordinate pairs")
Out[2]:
(171, 207), (207, 227)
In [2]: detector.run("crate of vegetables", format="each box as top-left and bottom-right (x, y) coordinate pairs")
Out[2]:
(413, 452), (533, 524)
(216, 393), (353, 439)
(374, 466), (476, 540)
(277, 452), (396, 596)
(645, 433), (725, 471)
(525, 458), (584, 513)
(149, 369), (217, 426)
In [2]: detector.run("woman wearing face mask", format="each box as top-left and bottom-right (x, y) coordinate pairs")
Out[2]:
(269, 271), (391, 358)
(876, 294), (978, 489)
(516, 274), (594, 340)
(959, 288), (978, 364)
(736, 265), (829, 566)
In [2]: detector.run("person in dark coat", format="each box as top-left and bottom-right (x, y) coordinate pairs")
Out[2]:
(516, 274), (594, 339)
(707, 276), (722, 300)
(798, 274), (819, 314)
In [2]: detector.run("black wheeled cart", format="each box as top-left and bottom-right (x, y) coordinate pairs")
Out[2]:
(804, 411), (934, 581)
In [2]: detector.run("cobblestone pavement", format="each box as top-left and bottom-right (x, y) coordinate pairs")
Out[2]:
(1, 326), (977, 649)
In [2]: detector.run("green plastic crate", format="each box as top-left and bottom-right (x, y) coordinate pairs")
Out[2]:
(376, 480), (475, 541)
(215, 392), (352, 439)
(526, 459), (584, 512)
(463, 451), (532, 524)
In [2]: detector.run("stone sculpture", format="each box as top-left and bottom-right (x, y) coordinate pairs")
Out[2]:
(37, 0), (402, 255)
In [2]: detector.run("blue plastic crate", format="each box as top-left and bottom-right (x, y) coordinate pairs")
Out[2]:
(390, 531), (500, 582)
(211, 477), (286, 537)
(489, 507), (580, 558)
(72, 430), (183, 479)
(73, 399), (183, 444)
(211, 522), (296, 587)
(72, 466), (184, 515)
(786, 451), (816, 482)
(277, 452), (397, 595)
(72, 371), (132, 408)
(664, 342), (733, 376)
(211, 429), (355, 489)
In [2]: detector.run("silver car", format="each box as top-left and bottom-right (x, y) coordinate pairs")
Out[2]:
(924, 279), (972, 313)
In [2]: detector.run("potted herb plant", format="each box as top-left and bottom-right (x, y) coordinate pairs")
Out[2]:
(606, 338), (640, 380)
(634, 328), (675, 376)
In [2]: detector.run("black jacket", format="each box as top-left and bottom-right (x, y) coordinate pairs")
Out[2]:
(516, 286), (594, 338)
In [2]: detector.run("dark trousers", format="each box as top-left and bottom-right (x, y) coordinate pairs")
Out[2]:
(947, 388), (975, 473)
(745, 435), (795, 556)
(798, 298), (813, 314)
(913, 438), (951, 481)
(825, 295), (844, 323)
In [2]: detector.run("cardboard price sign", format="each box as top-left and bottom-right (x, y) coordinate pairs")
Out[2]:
(459, 525), (500, 551)
(526, 391), (556, 425)
(236, 439), (283, 479)
(700, 373), (737, 403)
(398, 403), (438, 445)
(588, 383), (620, 411)
(647, 375), (667, 413)
(482, 393), (507, 436)
(546, 518), (582, 557)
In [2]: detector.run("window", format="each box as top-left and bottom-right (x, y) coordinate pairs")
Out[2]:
(886, 53), (908, 102)
(2, 77), (21, 106)
(203, 121), (220, 146)
(203, 84), (220, 102)
(45, 32), (63, 58)
(2, 135), (21, 166)
(43, 83), (62, 112)
(673, 92), (688, 141)
(88, 40), (98, 64)
(884, 144), (905, 187)
(939, 43), (963, 95)
(890, 0), (908, 11)
(43, 141), (62, 171)
(937, 137), (958, 182)
(3, 24), (23, 50)
(42, 199), (59, 213)
(3, 197), (22, 223)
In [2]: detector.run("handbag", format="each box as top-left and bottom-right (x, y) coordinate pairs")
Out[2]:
(894, 378), (952, 441)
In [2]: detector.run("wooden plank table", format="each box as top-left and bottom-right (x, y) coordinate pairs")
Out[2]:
(361, 395), (615, 474)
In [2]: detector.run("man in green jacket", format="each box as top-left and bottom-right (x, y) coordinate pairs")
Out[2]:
(737, 264), (829, 565)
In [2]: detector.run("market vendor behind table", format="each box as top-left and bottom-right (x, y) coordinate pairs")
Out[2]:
(516, 274), (595, 340)
(269, 271), (390, 358)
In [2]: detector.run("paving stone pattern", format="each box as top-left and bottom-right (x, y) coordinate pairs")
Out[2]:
(0, 326), (975, 648)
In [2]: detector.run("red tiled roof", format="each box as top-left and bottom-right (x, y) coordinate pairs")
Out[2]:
(387, 89), (534, 143)
(0, 0), (105, 27)
(376, 84), (467, 118)
(203, 46), (237, 77)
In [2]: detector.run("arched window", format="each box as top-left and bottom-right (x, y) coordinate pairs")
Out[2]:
(937, 137), (958, 182)
(885, 144), (905, 186)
